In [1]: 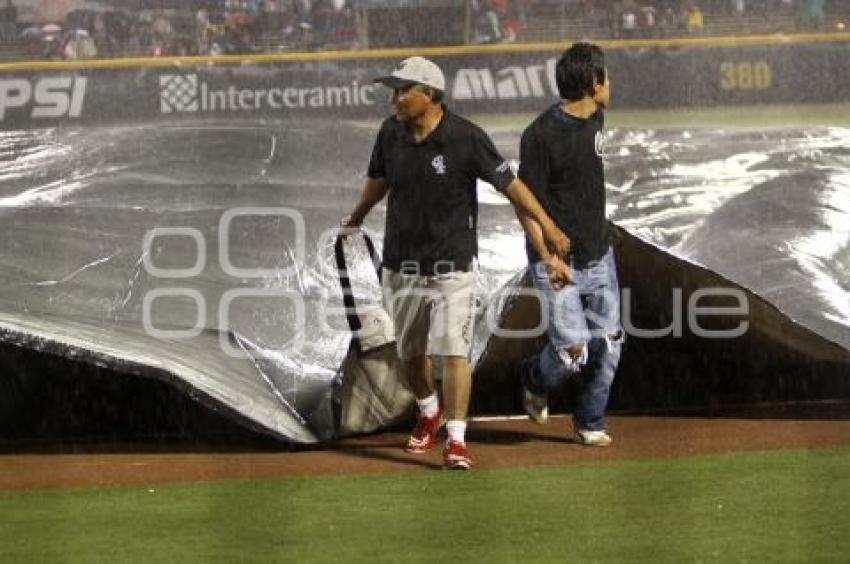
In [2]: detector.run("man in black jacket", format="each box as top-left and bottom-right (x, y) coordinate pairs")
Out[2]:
(343, 56), (569, 469)
(518, 43), (624, 447)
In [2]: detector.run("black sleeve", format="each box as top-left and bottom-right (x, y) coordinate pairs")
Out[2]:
(472, 128), (515, 192)
(518, 125), (548, 203)
(366, 123), (386, 179)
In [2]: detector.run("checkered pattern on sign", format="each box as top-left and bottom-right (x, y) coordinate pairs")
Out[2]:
(160, 74), (199, 114)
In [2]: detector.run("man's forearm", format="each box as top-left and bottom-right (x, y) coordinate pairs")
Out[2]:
(505, 178), (570, 257)
(504, 179), (555, 231)
(349, 178), (387, 224)
(516, 207), (550, 261)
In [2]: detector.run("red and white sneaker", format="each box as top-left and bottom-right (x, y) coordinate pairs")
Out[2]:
(405, 409), (443, 453)
(442, 439), (472, 470)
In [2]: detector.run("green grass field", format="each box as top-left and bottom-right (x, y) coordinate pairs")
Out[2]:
(2, 447), (848, 563)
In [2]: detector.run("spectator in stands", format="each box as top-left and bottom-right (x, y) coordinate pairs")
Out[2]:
(44, 35), (62, 60)
(619, 0), (639, 38)
(267, 2), (295, 44)
(225, 0), (260, 49)
(686, 3), (705, 32)
(105, 11), (131, 53)
(471, 0), (504, 44)
(63, 29), (97, 60)
(91, 13), (116, 57)
(500, 0), (528, 43)
(196, 9), (227, 55)
(658, 2), (681, 33)
(196, 9), (212, 54)
(0, 0), (16, 43)
(126, 12), (149, 53)
(150, 13), (175, 56)
(730, 0), (746, 15)
(799, 0), (826, 30)
(226, 1), (254, 29)
(639, 4), (659, 37)
(295, 0), (314, 31)
(314, 0), (353, 47)
(255, 1), (278, 38)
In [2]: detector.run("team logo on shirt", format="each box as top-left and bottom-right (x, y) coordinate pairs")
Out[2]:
(432, 155), (447, 175)
(595, 131), (604, 158)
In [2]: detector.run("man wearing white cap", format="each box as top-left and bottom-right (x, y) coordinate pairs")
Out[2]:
(343, 56), (569, 470)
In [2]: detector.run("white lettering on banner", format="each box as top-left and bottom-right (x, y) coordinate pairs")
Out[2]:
(238, 88), (253, 110)
(160, 73), (377, 114)
(309, 87), (323, 107)
(268, 89), (283, 109)
(452, 58), (558, 101)
(326, 86), (350, 107)
(359, 84), (375, 105)
(0, 79), (30, 119)
(453, 69), (496, 100)
(0, 77), (87, 120)
(69, 78), (86, 117)
(228, 86), (240, 110)
(209, 86), (225, 111)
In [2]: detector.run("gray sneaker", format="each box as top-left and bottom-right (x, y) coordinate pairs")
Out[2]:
(575, 429), (613, 447)
(520, 357), (548, 424)
(522, 386), (549, 424)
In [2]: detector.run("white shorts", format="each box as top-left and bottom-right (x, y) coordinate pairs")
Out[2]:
(381, 267), (477, 360)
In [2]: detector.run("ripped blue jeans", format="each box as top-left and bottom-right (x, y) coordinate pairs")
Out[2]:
(524, 246), (623, 432)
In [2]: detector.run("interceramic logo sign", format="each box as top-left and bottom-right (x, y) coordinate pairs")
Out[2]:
(160, 74), (199, 114)
(452, 58), (559, 101)
(159, 72), (377, 114)
(0, 77), (87, 120)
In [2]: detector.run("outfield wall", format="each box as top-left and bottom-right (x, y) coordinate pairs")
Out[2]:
(0, 34), (849, 129)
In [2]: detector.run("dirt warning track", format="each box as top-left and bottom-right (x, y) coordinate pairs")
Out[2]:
(2, 414), (849, 491)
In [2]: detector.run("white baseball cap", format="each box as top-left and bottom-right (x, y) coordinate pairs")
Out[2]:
(374, 56), (446, 92)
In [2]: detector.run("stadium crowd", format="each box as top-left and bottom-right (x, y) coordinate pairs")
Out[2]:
(0, 0), (841, 61)
(471, 0), (835, 43)
(3, 0), (357, 60)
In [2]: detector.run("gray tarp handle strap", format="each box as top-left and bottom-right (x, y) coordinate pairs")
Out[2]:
(334, 229), (382, 335)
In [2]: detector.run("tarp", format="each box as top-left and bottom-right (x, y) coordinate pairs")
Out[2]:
(1, 115), (848, 442)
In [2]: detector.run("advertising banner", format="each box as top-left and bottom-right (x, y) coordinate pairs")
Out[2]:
(1, 40), (848, 129)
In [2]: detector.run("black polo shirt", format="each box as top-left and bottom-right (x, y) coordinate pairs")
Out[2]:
(368, 107), (515, 275)
(519, 104), (610, 267)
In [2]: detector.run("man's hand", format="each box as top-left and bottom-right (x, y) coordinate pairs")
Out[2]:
(542, 221), (570, 258)
(339, 213), (363, 239)
(544, 254), (572, 290)
(504, 178), (570, 258)
(340, 213), (362, 229)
